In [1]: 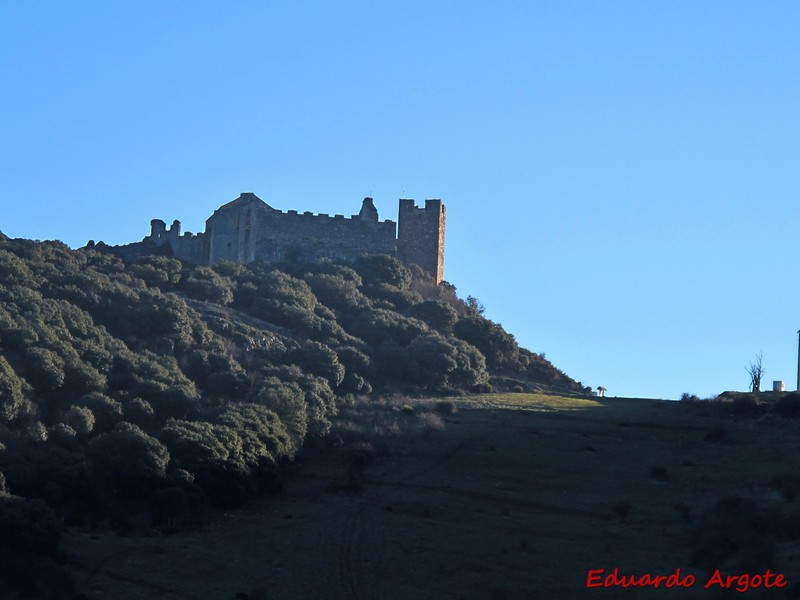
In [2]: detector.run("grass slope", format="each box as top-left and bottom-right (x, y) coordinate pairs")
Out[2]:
(64, 393), (800, 599)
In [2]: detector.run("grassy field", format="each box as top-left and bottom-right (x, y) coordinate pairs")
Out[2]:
(63, 393), (800, 599)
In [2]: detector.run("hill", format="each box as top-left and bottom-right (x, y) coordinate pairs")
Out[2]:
(0, 236), (584, 596)
(63, 393), (800, 598)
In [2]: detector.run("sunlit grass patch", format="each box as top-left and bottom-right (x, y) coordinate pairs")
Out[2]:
(452, 392), (602, 411)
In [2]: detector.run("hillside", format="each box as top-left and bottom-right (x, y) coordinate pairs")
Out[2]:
(64, 393), (800, 598)
(0, 236), (583, 597)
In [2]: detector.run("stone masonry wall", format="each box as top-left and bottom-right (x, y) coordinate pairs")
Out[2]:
(252, 210), (396, 263)
(397, 199), (445, 283)
(148, 219), (205, 263)
(135, 193), (445, 281)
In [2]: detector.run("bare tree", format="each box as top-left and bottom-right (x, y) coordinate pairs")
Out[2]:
(746, 353), (765, 393)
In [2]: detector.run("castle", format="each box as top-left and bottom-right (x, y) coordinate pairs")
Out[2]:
(139, 193), (446, 283)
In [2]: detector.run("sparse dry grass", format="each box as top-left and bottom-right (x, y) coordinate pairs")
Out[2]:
(415, 411), (445, 432)
(63, 392), (800, 599)
(454, 391), (602, 411)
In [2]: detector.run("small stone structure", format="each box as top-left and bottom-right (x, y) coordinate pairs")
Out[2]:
(135, 193), (446, 282)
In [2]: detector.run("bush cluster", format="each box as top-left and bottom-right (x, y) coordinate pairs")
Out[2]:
(0, 237), (583, 592)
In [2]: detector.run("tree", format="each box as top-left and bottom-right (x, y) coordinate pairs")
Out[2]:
(353, 255), (411, 289)
(63, 405), (95, 435)
(87, 422), (170, 497)
(285, 341), (345, 388)
(453, 316), (518, 368)
(159, 419), (251, 505)
(183, 267), (234, 305)
(303, 271), (367, 312)
(408, 300), (458, 333)
(0, 356), (26, 424)
(465, 295), (485, 316)
(215, 402), (293, 465)
(746, 353), (765, 393)
(406, 334), (459, 389)
(347, 308), (429, 347)
(77, 392), (123, 433)
(249, 376), (308, 451)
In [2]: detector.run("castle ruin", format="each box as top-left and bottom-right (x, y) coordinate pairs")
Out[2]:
(140, 193), (446, 282)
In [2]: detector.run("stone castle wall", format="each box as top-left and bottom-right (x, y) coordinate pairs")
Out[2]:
(204, 194), (397, 266)
(251, 210), (397, 264)
(148, 219), (206, 263)
(397, 199), (446, 283)
(137, 193), (445, 282)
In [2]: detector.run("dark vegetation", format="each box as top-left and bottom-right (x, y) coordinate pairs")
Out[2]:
(0, 237), (583, 596)
(61, 393), (800, 598)
(689, 496), (781, 572)
(682, 390), (800, 419)
(679, 390), (800, 586)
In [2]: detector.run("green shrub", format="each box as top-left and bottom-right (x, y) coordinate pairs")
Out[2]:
(88, 422), (170, 497)
(160, 419), (253, 506)
(0, 356), (25, 424)
(417, 411), (445, 432)
(129, 256), (182, 288)
(434, 401), (457, 415)
(453, 316), (518, 368)
(77, 392), (123, 433)
(125, 397), (155, 429)
(406, 334), (458, 389)
(297, 374), (337, 436)
(304, 272), (367, 312)
(24, 346), (66, 390)
(63, 405), (95, 435)
(249, 376), (308, 451)
(183, 267), (234, 305)
(216, 402), (293, 465)
(347, 308), (429, 347)
(286, 341), (345, 388)
(49, 423), (77, 444)
(353, 255), (411, 289)
(408, 300), (458, 333)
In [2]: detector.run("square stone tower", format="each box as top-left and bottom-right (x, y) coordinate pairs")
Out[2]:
(397, 199), (446, 283)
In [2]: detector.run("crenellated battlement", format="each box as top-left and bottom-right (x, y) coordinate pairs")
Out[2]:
(267, 202), (393, 224)
(397, 198), (446, 283)
(140, 192), (445, 282)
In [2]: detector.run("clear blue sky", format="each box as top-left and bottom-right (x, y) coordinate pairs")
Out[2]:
(2, 2), (799, 399)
